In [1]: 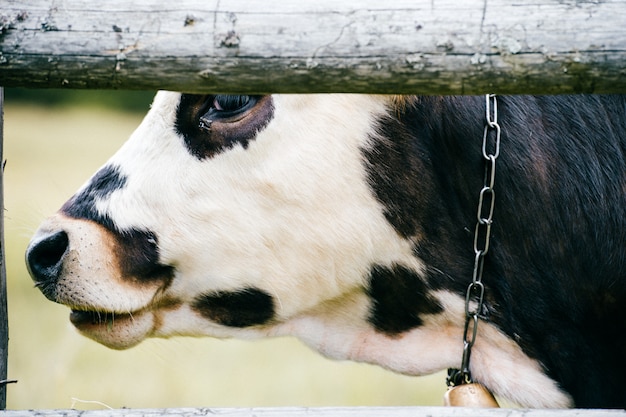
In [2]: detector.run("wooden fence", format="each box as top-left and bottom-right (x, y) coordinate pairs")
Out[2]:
(1, 407), (626, 417)
(1, 0), (626, 415)
(1, 0), (626, 94)
(0, 87), (8, 409)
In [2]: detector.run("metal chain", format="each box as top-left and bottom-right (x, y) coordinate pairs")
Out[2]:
(448, 94), (501, 387)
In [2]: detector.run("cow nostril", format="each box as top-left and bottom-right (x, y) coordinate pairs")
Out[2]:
(26, 230), (70, 285)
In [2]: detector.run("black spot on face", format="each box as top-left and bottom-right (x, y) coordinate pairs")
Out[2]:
(192, 288), (275, 328)
(115, 229), (174, 284)
(175, 94), (274, 160)
(367, 264), (443, 335)
(61, 164), (173, 285)
(61, 164), (126, 231)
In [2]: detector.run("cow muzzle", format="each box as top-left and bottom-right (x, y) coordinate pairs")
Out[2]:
(25, 214), (173, 349)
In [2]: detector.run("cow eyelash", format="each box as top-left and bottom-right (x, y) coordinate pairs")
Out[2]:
(213, 95), (251, 112)
(199, 95), (258, 132)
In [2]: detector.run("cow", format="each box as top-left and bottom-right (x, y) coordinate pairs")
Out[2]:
(25, 93), (626, 409)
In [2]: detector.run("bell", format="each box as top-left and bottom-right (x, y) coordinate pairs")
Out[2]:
(443, 383), (500, 407)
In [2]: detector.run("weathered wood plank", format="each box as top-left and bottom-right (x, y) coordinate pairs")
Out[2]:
(0, 87), (6, 410)
(3, 408), (626, 417)
(1, 0), (625, 94)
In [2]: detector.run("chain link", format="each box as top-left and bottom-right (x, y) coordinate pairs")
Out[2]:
(448, 94), (501, 387)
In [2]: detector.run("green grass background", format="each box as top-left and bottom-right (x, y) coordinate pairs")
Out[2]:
(3, 91), (447, 410)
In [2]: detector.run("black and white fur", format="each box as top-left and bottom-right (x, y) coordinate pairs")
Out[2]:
(26, 93), (626, 408)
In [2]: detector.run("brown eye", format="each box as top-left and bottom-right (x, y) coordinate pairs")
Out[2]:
(176, 94), (274, 160)
(199, 95), (258, 131)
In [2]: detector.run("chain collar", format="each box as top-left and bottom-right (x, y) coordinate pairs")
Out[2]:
(447, 94), (501, 387)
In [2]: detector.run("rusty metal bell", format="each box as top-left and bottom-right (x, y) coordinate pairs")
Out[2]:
(443, 382), (500, 407)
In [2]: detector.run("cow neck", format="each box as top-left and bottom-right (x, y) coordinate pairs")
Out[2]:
(445, 94), (501, 402)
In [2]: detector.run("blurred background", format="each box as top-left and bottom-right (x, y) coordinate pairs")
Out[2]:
(2, 88), (446, 410)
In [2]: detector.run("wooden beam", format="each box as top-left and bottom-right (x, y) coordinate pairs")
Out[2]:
(1, 0), (625, 94)
(2, 408), (626, 417)
(0, 86), (7, 410)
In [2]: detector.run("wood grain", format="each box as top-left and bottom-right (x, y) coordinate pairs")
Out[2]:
(1, 0), (625, 94)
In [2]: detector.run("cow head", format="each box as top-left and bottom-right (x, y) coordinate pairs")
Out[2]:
(25, 92), (571, 408)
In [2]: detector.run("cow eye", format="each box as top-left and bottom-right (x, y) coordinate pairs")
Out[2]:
(199, 95), (258, 131)
(213, 95), (252, 113)
(177, 93), (274, 159)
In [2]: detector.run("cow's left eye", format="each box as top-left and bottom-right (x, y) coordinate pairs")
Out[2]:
(176, 93), (274, 159)
(199, 95), (258, 131)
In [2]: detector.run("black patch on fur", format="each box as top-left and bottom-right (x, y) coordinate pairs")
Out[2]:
(61, 164), (126, 231)
(114, 229), (174, 283)
(61, 164), (174, 284)
(175, 94), (274, 160)
(366, 264), (443, 335)
(192, 288), (275, 327)
(363, 95), (626, 407)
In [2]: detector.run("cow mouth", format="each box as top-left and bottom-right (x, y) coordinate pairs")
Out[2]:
(69, 309), (135, 327)
(68, 307), (154, 350)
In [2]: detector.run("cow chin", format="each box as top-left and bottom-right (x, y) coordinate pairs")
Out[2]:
(69, 308), (153, 349)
